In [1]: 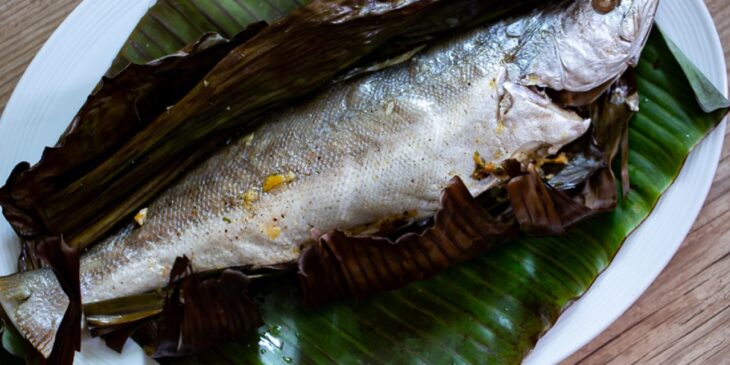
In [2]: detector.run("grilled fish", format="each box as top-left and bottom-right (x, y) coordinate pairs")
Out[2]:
(0, 0), (657, 357)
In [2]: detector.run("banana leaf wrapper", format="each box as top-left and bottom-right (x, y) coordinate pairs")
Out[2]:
(82, 85), (638, 356)
(160, 29), (727, 365)
(0, 24), (267, 269)
(0, 0), (552, 258)
(0, 2), (726, 363)
(84, 159), (602, 358)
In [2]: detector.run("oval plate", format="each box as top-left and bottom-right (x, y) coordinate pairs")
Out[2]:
(0, 0), (726, 364)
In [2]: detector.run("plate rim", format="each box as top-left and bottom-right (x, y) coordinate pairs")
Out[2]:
(526, 0), (728, 362)
(0, 0), (726, 364)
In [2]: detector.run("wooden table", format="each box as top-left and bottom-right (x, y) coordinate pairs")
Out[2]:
(0, 1), (728, 364)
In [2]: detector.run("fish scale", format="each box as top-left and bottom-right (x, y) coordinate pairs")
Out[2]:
(0, 0), (657, 358)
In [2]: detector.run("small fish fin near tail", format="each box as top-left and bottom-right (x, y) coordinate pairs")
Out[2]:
(0, 268), (69, 358)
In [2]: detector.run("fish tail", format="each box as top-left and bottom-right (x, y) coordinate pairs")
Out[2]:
(0, 268), (68, 358)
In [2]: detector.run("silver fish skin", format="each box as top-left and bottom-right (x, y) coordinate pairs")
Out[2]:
(0, 0), (657, 357)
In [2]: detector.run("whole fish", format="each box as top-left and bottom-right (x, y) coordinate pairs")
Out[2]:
(0, 0), (657, 357)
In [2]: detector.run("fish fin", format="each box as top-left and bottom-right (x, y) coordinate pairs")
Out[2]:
(0, 268), (68, 358)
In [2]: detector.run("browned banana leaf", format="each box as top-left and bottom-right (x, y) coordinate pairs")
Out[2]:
(0, 26), (266, 262)
(1, 26), (726, 365)
(0, 0), (552, 254)
(172, 29), (726, 365)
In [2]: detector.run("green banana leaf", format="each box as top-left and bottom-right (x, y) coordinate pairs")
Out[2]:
(159, 30), (727, 365)
(107, 0), (308, 75)
(0, 2), (727, 364)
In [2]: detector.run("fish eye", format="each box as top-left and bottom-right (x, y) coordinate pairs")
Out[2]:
(592, 0), (620, 14)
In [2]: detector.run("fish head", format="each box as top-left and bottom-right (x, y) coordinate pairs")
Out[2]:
(512, 0), (659, 93)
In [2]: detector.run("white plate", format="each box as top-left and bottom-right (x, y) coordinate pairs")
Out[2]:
(0, 0), (726, 364)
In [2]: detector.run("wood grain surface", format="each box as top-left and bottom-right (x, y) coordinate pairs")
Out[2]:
(0, 1), (728, 364)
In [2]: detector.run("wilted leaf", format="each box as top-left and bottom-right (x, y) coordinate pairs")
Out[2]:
(0, 0), (552, 255)
(159, 28), (729, 365)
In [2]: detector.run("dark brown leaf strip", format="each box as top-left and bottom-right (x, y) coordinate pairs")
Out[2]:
(150, 256), (190, 357)
(507, 165), (564, 236)
(86, 256), (263, 358)
(298, 156), (619, 308)
(298, 176), (515, 307)
(89, 158), (609, 357)
(588, 69), (638, 201)
(156, 260), (263, 358)
(0, 163), (42, 237)
(4, 0), (551, 267)
(178, 270), (261, 355)
(581, 167), (619, 212)
(545, 184), (596, 229)
(34, 237), (80, 365)
(0, 23), (266, 247)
